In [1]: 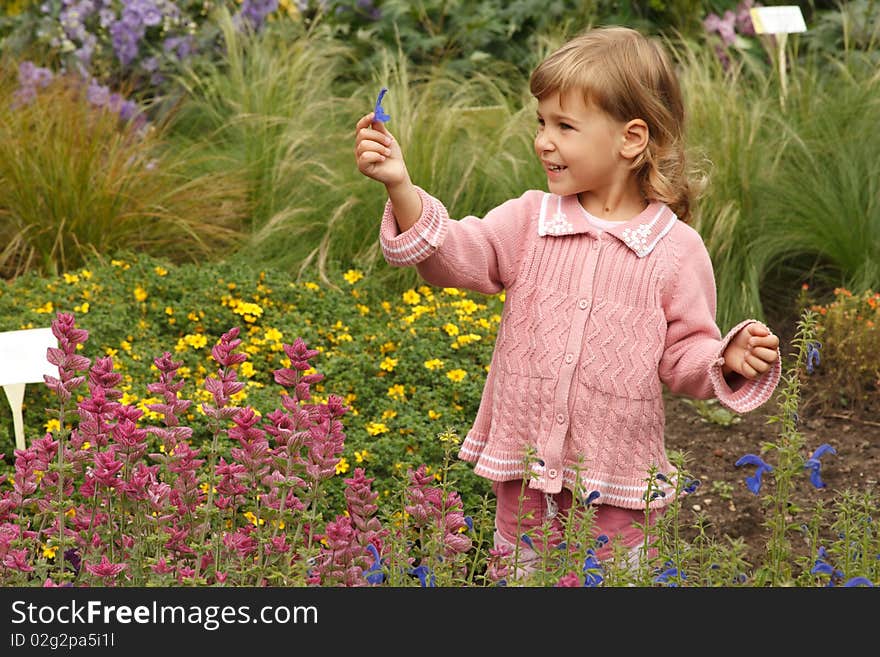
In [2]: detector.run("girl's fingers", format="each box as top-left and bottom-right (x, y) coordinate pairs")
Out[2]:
(750, 346), (778, 363)
(356, 138), (392, 158)
(744, 354), (770, 376)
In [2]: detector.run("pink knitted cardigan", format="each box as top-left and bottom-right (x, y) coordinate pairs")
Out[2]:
(380, 188), (781, 509)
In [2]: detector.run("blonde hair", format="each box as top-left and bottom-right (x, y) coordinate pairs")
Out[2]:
(530, 27), (695, 222)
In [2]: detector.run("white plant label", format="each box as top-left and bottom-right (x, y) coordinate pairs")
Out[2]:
(750, 6), (807, 34)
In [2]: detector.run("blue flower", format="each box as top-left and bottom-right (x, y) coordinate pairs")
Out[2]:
(464, 516), (473, 532)
(583, 490), (600, 505)
(805, 341), (821, 374)
(582, 549), (604, 587)
(520, 534), (534, 550)
(804, 443), (836, 489)
(842, 577), (874, 587)
(407, 564), (435, 587)
(373, 87), (391, 122)
(654, 563), (686, 586)
(594, 534), (609, 548)
(811, 546), (844, 584)
(735, 454), (774, 495)
(684, 477), (701, 494)
(364, 543), (384, 585)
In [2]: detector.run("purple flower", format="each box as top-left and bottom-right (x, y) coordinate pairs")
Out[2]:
(806, 341), (821, 374)
(804, 443), (836, 489)
(87, 79), (110, 107)
(735, 453), (773, 495)
(373, 87), (391, 122)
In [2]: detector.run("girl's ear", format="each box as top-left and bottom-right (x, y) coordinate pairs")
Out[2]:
(620, 118), (649, 160)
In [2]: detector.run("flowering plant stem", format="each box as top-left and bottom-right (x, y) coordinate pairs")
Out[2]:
(759, 308), (818, 585)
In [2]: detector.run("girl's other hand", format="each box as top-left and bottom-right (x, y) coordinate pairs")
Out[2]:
(354, 112), (409, 188)
(722, 321), (780, 380)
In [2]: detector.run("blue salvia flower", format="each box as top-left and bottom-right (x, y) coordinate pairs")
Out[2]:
(373, 87), (391, 122)
(654, 563), (686, 586)
(684, 477), (701, 494)
(583, 490), (600, 505)
(842, 577), (874, 587)
(805, 340), (821, 374)
(735, 454), (774, 495)
(520, 534), (534, 550)
(594, 534), (609, 548)
(364, 543), (384, 585)
(582, 549), (604, 587)
(811, 546), (844, 585)
(804, 443), (836, 489)
(407, 564), (436, 587)
(464, 516), (473, 532)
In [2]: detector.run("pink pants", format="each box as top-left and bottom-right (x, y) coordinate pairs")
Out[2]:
(493, 479), (661, 572)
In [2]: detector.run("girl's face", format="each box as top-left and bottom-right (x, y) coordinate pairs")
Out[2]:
(534, 90), (627, 202)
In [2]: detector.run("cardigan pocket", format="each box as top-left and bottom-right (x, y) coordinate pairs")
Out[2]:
(493, 284), (570, 379)
(579, 298), (666, 400)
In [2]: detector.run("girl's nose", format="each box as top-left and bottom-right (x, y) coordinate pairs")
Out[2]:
(535, 132), (554, 153)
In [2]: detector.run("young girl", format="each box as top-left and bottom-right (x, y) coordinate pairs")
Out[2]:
(354, 26), (781, 570)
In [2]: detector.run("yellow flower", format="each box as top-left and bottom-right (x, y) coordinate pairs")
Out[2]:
(354, 449), (370, 463)
(382, 409), (398, 420)
(111, 259), (129, 269)
(443, 323), (459, 336)
(63, 273), (80, 284)
(343, 269), (364, 284)
(42, 544), (59, 559)
(73, 302), (90, 314)
(423, 358), (444, 370)
(264, 327), (283, 342)
(402, 289), (421, 305)
(33, 301), (54, 314)
(356, 304), (370, 316)
(44, 418), (61, 433)
(335, 457), (350, 475)
(380, 341), (397, 354)
(446, 369), (467, 382)
(442, 287), (462, 296)
(387, 384), (406, 401)
(428, 410), (442, 420)
(240, 361), (256, 378)
(65, 507), (76, 518)
(243, 511), (265, 526)
(154, 266), (168, 276)
(454, 299), (478, 315)
(379, 357), (398, 372)
(366, 422), (389, 436)
(80, 269), (92, 279)
(134, 286), (148, 302)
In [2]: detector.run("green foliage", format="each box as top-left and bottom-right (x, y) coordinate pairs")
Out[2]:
(804, 287), (880, 414)
(0, 61), (246, 279)
(682, 398), (742, 426)
(312, 0), (598, 78)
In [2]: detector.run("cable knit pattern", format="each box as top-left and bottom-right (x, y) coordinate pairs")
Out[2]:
(379, 189), (782, 509)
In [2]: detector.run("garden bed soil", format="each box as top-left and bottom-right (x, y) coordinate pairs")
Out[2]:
(663, 389), (880, 568)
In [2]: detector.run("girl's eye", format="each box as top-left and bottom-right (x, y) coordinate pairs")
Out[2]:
(536, 117), (545, 127)
(560, 123), (573, 130)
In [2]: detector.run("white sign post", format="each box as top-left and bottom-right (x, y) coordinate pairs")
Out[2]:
(0, 328), (58, 451)
(750, 5), (808, 109)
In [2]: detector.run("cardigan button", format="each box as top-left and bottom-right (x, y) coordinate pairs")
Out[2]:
(577, 299), (588, 310)
(548, 469), (558, 478)
(556, 413), (566, 424)
(564, 353), (574, 363)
